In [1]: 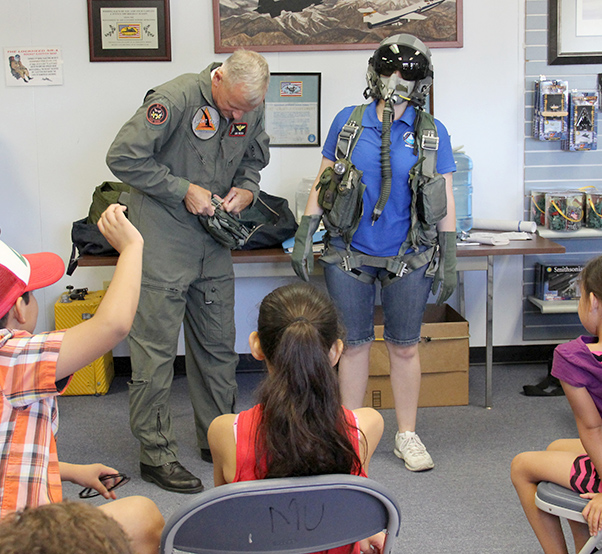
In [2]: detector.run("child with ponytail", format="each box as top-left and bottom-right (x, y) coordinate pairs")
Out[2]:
(208, 282), (385, 554)
(512, 255), (602, 553)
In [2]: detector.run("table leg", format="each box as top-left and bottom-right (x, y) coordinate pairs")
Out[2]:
(486, 255), (494, 408)
(457, 270), (465, 318)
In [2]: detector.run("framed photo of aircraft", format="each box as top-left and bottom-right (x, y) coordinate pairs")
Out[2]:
(212, 0), (463, 53)
(87, 0), (171, 62)
(548, 0), (602, 64)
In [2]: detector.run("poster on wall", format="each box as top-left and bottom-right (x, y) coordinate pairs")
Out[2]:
(265, 73), (321, 147)
(213, 0), (463, 53)
(4, 47), (63, 87)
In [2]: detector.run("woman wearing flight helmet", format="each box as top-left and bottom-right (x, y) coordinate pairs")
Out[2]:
(292, 34), (456, 472)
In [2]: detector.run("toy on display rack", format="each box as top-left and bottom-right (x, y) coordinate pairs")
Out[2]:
(533, 78), (569, 141)
(530, 189), (548, 226)
(545, 191), (584, 231)
(561, 91), (599, 151)
(586, 189), (602, 229)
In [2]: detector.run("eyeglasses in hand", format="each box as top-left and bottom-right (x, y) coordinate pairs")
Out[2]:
(79, 473), (130, 499)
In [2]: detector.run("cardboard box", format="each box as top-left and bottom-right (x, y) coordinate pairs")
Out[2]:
(535, 263), (583, 301)
(364, 304), (469, 409)
(54, 290), (114, 396)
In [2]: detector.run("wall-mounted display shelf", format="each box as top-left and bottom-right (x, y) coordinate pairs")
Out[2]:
(537, 228), (602, 239)
(528, 295), (579, 314)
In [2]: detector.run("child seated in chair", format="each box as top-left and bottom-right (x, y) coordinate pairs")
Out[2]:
(511, 254), (602, 553)
(0, 205), (163, 554)
(208, 282), (385, 554)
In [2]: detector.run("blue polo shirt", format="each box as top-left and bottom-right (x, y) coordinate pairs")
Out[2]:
(322, 102), (455, 257)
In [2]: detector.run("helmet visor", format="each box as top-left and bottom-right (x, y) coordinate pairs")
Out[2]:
(372, 44), (430, 81)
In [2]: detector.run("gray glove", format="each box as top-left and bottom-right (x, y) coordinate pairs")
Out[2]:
(291, 215), (321, 281)
(431, 231), (457, 305)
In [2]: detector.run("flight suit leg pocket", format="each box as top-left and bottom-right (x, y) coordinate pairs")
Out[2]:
(195, 282), (233, 346)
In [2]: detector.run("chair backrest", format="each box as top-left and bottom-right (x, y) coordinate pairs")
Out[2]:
(161, 474), (401, 554)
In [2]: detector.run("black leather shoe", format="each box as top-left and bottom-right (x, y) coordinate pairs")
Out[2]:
(200, 448), (213, 464)
(140, 461), (204, 494)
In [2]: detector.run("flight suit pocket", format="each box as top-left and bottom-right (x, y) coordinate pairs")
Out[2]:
(199, 284), (229, 346)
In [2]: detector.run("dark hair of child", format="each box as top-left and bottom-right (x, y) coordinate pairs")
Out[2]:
(253, 282), (363, 479)
(580, 255), (602, 300)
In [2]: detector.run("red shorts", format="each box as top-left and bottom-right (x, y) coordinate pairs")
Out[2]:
(570, 455), (601, 493)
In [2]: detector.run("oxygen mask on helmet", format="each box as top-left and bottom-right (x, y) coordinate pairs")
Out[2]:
(377, 72), (416, 105)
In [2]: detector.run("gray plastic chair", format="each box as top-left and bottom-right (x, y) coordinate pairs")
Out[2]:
(161, 474), (401, 554)
(535, 481), (602, 554)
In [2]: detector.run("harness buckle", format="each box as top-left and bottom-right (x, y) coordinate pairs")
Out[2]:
(341, 254), (352, 272)
(337, 122), (360, 159)
(421, 131), (439, 151)
(396, 261), (409, 277)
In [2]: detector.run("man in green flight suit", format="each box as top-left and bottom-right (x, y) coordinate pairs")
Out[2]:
(106, 50), (270, 493)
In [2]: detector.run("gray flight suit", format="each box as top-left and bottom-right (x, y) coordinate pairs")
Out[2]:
(106, 63), (270, 466)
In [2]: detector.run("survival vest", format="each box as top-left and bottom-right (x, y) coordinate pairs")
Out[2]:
(318, 104), (447, 286)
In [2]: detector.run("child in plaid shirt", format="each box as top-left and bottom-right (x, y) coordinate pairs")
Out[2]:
(0, 204), (163, 554)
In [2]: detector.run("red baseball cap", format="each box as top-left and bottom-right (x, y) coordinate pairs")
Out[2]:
(0, 239), (65, 319)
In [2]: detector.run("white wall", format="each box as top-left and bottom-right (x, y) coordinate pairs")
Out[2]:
(0, 0), (525, 354)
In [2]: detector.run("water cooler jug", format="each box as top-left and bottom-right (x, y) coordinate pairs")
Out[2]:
(452, 150), (473, 233)
(295, 177), (314, 223)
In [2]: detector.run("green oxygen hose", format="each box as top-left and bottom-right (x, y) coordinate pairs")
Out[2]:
(372, 99), (394, 224)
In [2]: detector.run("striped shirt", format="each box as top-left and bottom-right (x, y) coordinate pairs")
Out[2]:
(0, 328), (66, 517)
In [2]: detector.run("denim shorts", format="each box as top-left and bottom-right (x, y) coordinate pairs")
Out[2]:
(322, 257), (433, 346)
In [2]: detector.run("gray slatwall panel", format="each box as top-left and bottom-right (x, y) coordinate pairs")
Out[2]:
(526, 1), (547, 15)
(527, 63), (602, 77)
(525, 166), (602, 181)
(522, 0), (602, 343)
(526, 45), (548, 60)
(526, 30), (547, 43)
(526, 151), (602, 164)
(525, 15), (547, 29)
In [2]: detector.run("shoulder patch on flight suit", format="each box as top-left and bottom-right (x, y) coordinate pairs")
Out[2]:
(146, 103), (169, 125)
(229, 123), (248, 137)
(192, 106), (220, 140)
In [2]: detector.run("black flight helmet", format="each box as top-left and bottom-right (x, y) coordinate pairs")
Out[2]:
(365, 34), (433, 107)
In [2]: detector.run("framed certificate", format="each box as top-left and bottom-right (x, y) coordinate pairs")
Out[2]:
(265, 73), (321, 147)
(87, 0), (171, 62)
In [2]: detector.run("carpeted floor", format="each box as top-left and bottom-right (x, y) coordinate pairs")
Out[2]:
(57, 362), (577, 553)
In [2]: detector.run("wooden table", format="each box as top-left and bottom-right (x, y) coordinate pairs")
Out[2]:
(77, 233), (565, 408)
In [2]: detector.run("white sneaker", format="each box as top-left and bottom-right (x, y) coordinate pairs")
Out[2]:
(394, 431), (434, 471)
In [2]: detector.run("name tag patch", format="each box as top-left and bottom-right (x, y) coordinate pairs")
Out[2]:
(192, 106), (220, 140)
(146, 103), (169, 125)
(229, 123), (247, 137)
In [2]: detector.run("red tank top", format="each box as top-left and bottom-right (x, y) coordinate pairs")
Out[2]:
(232, 404), (367, 554)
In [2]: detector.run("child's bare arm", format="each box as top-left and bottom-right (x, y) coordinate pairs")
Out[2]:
(353, 407), (384, 474)
(208, 414), (237, 486)
(564, 381), (602, 469)
(55, 205), (143, 380)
